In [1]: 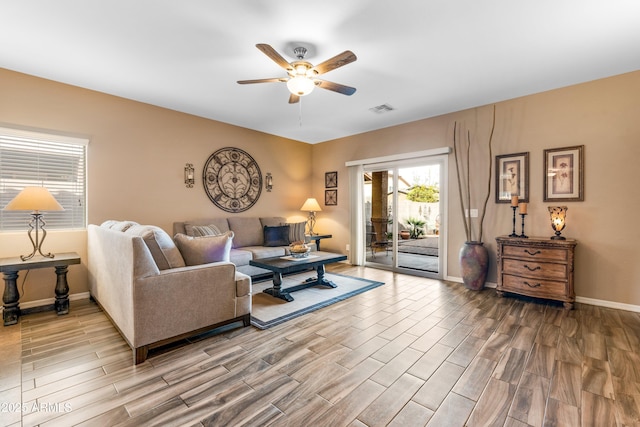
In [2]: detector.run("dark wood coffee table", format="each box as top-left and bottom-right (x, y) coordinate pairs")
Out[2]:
(249, 251), (347, 302)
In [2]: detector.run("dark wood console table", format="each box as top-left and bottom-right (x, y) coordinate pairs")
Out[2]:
(1, 252), (81, 325)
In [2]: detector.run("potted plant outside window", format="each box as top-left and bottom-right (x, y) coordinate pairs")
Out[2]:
(404, 217), (426, 239)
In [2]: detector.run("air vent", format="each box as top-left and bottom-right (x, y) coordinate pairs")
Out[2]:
(369, 103), (395, 114)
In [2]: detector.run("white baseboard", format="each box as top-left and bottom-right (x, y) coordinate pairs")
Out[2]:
(446, 276), (640, 313)
(0, 292), (90, 313)
(575, 296), (640, 313)
(445, 275), (497, 289)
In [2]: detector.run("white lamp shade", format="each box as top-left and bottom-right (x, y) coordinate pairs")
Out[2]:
(3, 186), (64, 212)
(300, 197), (322, 212)
(287, 76), (315, 96)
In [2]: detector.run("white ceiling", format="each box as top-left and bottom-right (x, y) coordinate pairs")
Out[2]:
(2, 1), (640, 144)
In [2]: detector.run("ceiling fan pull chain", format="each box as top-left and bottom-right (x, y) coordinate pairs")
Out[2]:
(299, 97), (303, 127)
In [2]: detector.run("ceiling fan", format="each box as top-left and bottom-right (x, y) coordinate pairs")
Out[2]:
(237, 43), (357, 104)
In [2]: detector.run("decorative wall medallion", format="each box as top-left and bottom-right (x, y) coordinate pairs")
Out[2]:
(203, 147), (262, 213)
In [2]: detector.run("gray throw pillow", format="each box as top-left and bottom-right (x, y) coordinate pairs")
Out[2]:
(282, 221), (306, 243)
(185, 224), (222, 237)
(124, 224), (186, 270)
(174, 231), (234, 266)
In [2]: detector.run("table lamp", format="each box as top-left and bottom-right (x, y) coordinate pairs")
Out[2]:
(548, 206), (568, 240)
(300, 197), (322, 235)
(2, 186), (64, 260)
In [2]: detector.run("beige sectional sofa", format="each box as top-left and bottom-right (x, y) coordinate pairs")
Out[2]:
(87, 221), (251, 364)
(173, 216), (312, 279)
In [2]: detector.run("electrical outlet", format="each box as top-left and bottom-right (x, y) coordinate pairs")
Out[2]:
(346, 244), (350, 251)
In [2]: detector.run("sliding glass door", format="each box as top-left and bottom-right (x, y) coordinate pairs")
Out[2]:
(363, 157), (445, 278)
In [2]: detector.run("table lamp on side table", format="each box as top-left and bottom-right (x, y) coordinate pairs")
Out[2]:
(300, 197), (322, 235)
(2, 186), (64, 260)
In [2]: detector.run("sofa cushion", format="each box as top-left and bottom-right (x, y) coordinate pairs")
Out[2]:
(282, 221), (307, 243)
(186, 224), (223, 237)
(263, 225), (290, 247)
(174, 231), (234, 266)
(227, 217), (263, 248)
(243, 245), (286, 259)
(125, 225), (186, 270)
(229, 248), (253, 267)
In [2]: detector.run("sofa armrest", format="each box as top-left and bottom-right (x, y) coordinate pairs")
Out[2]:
(235, 271), (251, 297)
(132, 261), (239, 347)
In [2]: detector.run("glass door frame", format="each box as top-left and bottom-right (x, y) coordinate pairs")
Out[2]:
(362, 155), (447, 279)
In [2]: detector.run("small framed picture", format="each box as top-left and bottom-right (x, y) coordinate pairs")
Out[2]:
(495, 152), (529, 203)
(325, 189), (337, 206)
(325, 171), (338, 188)
(544, 145), (584, 202)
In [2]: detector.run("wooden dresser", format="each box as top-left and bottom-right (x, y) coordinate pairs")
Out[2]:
(495, 236), (577, 309)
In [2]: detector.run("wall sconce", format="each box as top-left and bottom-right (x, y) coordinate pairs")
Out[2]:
(548, 206), (568, 240)
(265, 173), (273, 192)
(184, 163), (195, 188)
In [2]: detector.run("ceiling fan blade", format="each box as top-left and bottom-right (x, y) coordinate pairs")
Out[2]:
(316, 80), (356, 96)
(237, 77), (287, 84)
(312, 50), (357, 75)
(256, 43), (293, 71)
(288, 93), (300, 104)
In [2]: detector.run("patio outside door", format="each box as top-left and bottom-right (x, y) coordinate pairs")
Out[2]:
(363, 159), (444, 279)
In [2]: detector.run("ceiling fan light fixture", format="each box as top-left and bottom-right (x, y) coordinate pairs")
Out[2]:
(287, 76), (315, 96)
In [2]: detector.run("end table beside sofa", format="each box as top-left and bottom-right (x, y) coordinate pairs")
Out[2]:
(1, 252), (80, 326)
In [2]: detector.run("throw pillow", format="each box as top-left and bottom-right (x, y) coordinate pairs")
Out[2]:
(263, 225), (290, 247)
(103, 220), (139, 232)
(282, 221), (306, 243)
(174, 231), (234, 266)
(125, 225), (186, 270)
(185, 224), (222, 237)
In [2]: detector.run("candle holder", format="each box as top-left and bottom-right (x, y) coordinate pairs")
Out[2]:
(519, 213), (528, 238)
(509, 206), (518, 237)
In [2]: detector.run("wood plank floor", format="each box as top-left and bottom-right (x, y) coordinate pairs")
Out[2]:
(2, 264), (640, 426)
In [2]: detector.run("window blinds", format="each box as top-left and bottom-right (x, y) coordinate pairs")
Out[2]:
(0, 127), (88, 231)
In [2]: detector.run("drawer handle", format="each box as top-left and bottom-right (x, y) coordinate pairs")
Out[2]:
(524, 249), (541, 256)
(523, 264), (541, 272)
(523, 281), (541, 288)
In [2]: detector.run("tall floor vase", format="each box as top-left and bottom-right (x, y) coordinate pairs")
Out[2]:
(459, 241), (489, 291)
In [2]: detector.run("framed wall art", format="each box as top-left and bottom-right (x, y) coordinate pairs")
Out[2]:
(325, 171), (338, 188)
(325, 189), (337, 206)
(495, 152), (529, 203)
(544, 145), (584, 202)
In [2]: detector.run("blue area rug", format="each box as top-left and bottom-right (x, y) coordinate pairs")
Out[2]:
(250, 271), (384, 329)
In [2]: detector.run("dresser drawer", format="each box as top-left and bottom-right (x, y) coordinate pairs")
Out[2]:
(502, 274), (567, 298)
(502, 245), (567, 262)
(503, 259), (567, 280)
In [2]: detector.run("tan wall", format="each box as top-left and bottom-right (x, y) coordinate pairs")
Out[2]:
(2, 67), (639, 307)
(0, 68), (311, 303)
(312, 70), (640, 307)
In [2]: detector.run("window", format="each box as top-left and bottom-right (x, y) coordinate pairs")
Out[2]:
(0, 126), (88, 231)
